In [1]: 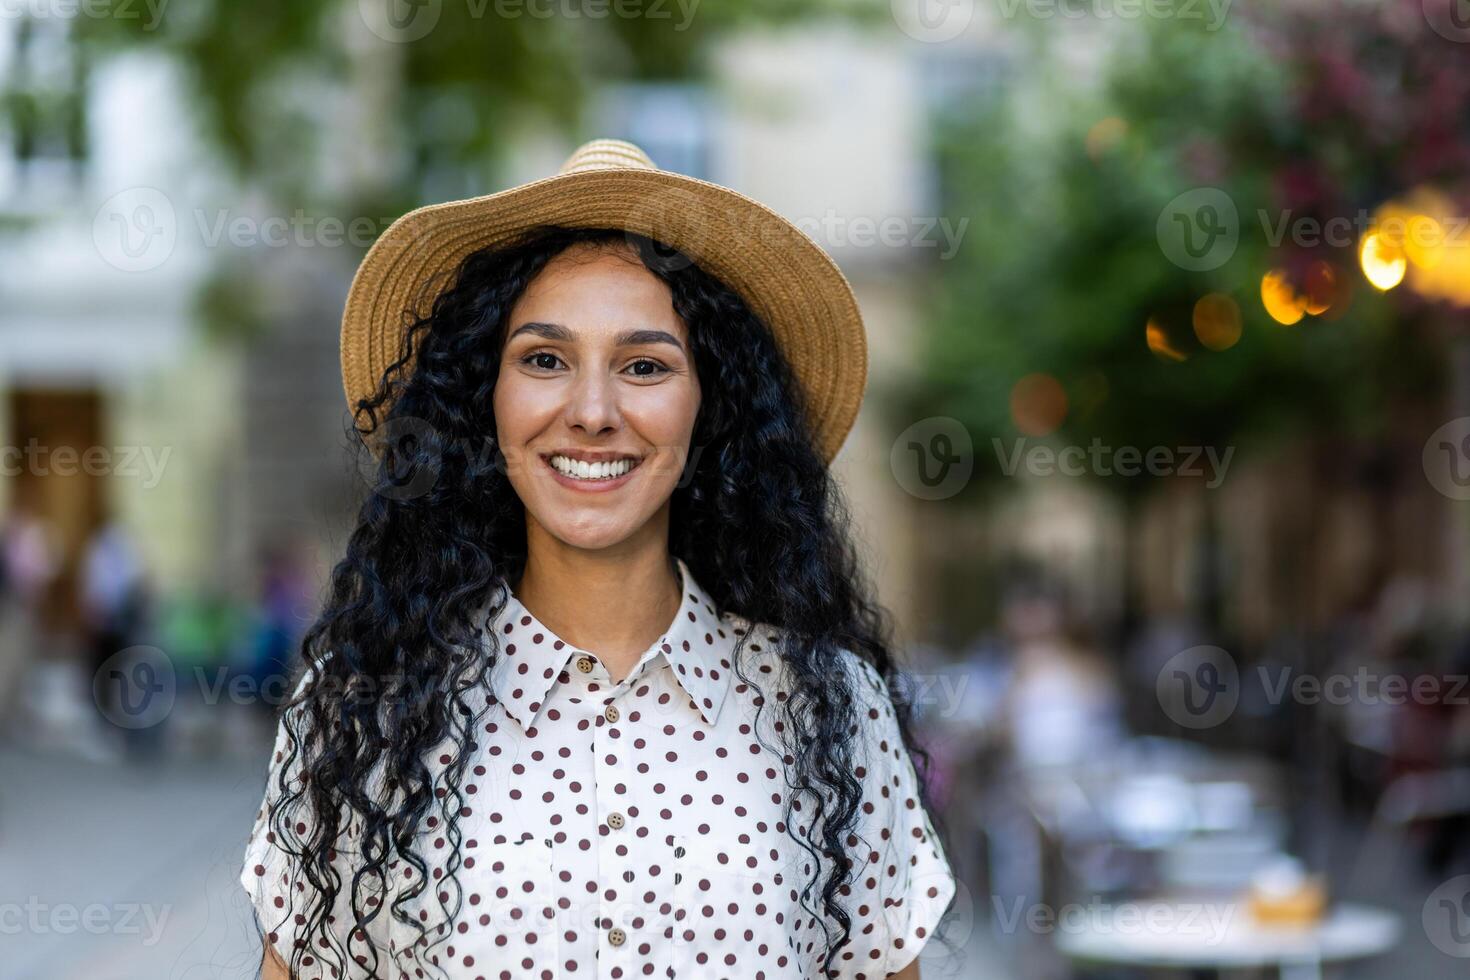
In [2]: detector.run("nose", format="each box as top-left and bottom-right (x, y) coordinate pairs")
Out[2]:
(563, 368), (621, 437)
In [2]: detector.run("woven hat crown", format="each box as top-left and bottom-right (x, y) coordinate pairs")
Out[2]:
(559, 138), (658, 175)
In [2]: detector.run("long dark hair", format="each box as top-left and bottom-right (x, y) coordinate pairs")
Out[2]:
(263, 225), (947, 977)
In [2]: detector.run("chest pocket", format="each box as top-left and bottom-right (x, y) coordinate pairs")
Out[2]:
(392, 833), (559, 977)
(669, 833), (807, 980)
(462, 835), (559, 974)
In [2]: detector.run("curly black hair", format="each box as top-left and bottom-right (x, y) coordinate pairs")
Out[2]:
(259, 224), (950, 978)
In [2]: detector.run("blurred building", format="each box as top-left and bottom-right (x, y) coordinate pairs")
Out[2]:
(0, 13), (1013, 676)
(0, 24), (355, 692)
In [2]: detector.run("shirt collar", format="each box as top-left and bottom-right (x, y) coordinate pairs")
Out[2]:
(483, 556), (735, 729)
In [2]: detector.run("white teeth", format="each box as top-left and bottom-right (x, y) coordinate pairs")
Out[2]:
(548, 454), (638, 481)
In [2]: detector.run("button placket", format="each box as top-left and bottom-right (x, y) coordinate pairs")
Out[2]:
(592, 673), (636, 972)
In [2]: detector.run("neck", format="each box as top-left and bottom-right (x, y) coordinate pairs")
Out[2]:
(513, 532), (682, 684)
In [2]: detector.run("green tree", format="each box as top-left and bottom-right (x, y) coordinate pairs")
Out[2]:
(915, 9), (1457, 492)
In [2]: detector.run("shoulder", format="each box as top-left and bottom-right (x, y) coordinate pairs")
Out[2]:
(836, 647), (889, 696)
(725, 621), (899, 719)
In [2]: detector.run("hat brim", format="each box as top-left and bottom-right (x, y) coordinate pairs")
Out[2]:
(340, 167), (867, 463)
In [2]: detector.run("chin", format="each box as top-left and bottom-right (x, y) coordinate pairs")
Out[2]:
(539, 514), (644, 553)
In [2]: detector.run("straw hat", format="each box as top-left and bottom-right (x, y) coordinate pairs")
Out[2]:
(339, 138), (867, 463)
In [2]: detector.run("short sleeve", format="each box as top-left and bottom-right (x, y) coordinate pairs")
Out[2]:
(836, 653), (956, 979)
(242, 698), (312, 971)
(239, 670), (389, 978)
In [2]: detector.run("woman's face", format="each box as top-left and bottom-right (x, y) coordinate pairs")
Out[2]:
(494, 242), (702, 554)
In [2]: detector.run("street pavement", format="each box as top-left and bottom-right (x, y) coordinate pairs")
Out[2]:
(0, 736), (1002, 980)
(0, 742), (268, 980)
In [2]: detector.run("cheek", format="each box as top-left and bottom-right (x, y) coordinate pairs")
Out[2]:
(492, 370), (554, 441)
(625, 383), (700, 448)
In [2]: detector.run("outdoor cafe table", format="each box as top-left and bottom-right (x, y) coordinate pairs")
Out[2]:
(1053, 900), (1400, 980)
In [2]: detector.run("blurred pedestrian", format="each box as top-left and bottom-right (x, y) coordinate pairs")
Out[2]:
(247, 537), (315, 714)
(1000, 584), (1126, 770)
(0, 493), (60, 721)
(79, 514), (148, 727)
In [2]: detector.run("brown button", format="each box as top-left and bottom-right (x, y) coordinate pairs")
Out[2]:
(608, 927), (626, 947)
(604, 704), (620, 723)
(607, 811), (625, 830)
(576, 656), (594, 673)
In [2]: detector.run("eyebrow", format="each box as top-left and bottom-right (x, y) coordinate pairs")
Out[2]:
(507, 321), (686, 351)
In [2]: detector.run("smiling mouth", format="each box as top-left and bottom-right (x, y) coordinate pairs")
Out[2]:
(544, 453), (643, 482)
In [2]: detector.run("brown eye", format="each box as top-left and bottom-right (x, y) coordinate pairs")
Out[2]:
(626, 359), (668, 377)
(522, 352), (563, 371)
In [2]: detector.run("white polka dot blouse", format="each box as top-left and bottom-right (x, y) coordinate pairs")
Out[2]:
(241, 556), (955, 979)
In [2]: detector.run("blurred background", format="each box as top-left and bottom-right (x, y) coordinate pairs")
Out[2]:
(2, 0), (1469, 977)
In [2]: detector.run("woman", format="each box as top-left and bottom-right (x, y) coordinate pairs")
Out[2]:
(243, 139), (955, 980)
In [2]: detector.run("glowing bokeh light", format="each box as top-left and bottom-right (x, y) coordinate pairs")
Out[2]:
(1404, 215), (1445, 271)
(1010, 373), (1068, 436)
(1086, 117), (1128, 160)
(1145, 318), (1189, 361)
(1359, 231), (1407, 291)
(1374, 189), (1470, 307)
(1261, 270), (1306, 325)
(1192, 293), (1242, 350)
(1301, 261), (1336, 315)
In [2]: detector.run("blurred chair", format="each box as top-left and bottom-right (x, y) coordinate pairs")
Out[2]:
(1344, 767), (1470, 895)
